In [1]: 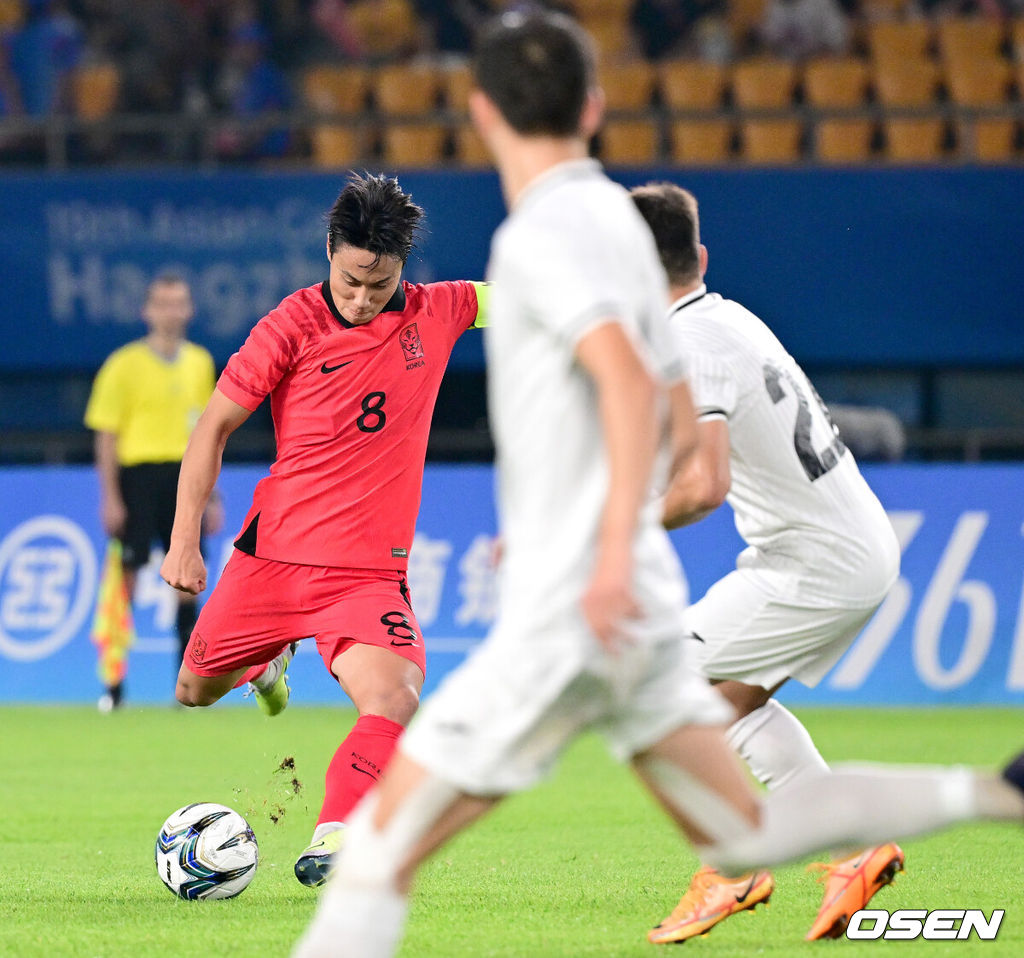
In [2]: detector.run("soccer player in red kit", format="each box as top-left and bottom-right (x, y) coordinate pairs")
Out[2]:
(159, 172), (487, 887)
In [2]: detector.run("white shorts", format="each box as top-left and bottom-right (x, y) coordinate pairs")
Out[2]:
(402, 627), (734, 796)
(686, 565), (882, 690)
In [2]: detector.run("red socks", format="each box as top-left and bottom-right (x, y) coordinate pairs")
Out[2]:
(317, 714), (405, 826)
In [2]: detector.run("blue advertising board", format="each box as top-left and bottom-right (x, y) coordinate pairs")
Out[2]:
(1, 463), (1023, 707)
(2, 168), (1023, 372)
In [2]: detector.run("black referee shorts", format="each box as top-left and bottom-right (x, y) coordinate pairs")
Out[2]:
(118, 461), (182, 570)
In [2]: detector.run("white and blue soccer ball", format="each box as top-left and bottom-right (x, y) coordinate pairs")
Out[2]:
(155, 802), (259, 900)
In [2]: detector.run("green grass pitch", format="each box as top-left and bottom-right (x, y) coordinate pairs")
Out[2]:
(0, 705), (1019, 957)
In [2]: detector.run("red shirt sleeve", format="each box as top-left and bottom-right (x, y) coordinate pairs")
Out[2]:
(218, 307), (301, 411)
(428, 280), (482, 346)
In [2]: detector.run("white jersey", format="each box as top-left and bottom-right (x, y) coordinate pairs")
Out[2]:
(670, 286), (899, 607)
(485, 159), (687, 640)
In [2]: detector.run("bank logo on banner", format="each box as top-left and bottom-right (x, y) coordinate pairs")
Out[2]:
(0, 515), (97, 662)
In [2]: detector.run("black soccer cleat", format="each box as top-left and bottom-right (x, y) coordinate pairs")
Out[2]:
(1001, 749), (1024, 796)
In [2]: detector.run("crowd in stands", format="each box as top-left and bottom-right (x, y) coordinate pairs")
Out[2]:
(0, 0), (1022, 164)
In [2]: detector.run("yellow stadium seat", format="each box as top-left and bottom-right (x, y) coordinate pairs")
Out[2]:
(72, 63), (120, 120)
(658, 60), (728, 111)
(373, 63), (440, 116)
(303, 65), (371, 115)
(0, 0), (23, 31)
(803, 57), (871, 108)
(441, 64), (474, 114)
(936, 17), (1006, 68)
(599, 61), (658, 111)
(453, 122), (490, 168)
(1012, 18), (1024, 62)
(731, 57), (800, 163)
(347, 0), (419, 61)
(873, 56), (941, 107)
(599, 119), (661, 165)
(587, 20), (633, 62)
(380, 122), (448, 167)
(728, 0), (767, 48)
(309, 124), (368, 168)
(669, 118), (733, 165)
(945, 56), (1016, 162)
(873, 57), (945, 162)
(803, 57), (874, 163)
(731, 57), (799, 109)
(866, 20), (933, 64)
(814, 118), (876, 163)
(739, 118), (804, 163)
(883, 117), (948, 162)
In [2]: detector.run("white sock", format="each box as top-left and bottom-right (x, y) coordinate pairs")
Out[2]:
(726, 699), (829, 791)
(292, 885), (407, 958)
(704, 763), (978, 875)
(252, 651), (286, 691)
(312, 821), (344, 843)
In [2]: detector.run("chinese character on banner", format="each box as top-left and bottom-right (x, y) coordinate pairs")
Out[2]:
(408, 533), (453, 627)
(455, 534), (499, 627)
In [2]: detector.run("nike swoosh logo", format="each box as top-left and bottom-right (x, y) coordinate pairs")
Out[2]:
(321, 360), (354, 374)
(735, 875), (757, 903)
(350, 761), (377, 779)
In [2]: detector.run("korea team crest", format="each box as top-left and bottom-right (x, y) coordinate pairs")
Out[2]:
(400, 323), (425, 369)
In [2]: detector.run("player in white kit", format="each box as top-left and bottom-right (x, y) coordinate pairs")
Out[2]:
(632, 181), (907, 940)
(293, 15), (1024, 958)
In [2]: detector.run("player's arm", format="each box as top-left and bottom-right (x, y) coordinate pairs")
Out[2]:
(93, 430), (126, 538)
(662, 416), (731, 530)
(574, 320), (661, 652)
(161, 388), (251, 595)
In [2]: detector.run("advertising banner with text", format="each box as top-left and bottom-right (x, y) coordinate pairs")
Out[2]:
(0, 463), (1022, 706)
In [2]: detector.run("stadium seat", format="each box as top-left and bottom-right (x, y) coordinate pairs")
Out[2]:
(373, 63), (440, 117)
(303, 65), (371, 115)
(0, 0), (22, 31)
(944, 56), (1016, 162)
(728, 0), (767, 49)
(865, 20), (933, 64)
(669, 119), (733, 164)
(658, 59), (728, 111)
(599, 61), (658, 112)
(731, 56), (799, 109)
(72, 63), (121, 120)
(453, 122), (490, 167)
(598, 119), (661, 165)
(873, 57), (945, 162)
(586, 20), (634, 62)
(803, 58), (874, 164)
(1012, 18), (1024, 63)
(347, 0), (419, 61)
(738, 118), (803, 163)
(380, 121), (448, 168)
(936, 17), (1006, 68)
(309, 123), (368, 168)
(441, 63), (474, 115)
(731, 57), (800, 164)
(573, 0), (635, 20)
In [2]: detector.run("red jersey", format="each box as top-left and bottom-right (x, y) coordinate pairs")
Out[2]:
(218, 279), (483, 570)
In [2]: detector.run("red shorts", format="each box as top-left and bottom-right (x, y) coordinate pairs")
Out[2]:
(185, 549), (425, 678)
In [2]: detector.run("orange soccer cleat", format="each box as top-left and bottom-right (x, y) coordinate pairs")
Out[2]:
(648, 865), (774, 944)
(805, 842), (905, 940)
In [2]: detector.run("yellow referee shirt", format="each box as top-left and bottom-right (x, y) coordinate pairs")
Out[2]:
(84, 340), (216, 466)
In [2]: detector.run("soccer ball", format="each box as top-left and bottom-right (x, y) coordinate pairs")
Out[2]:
(155, 802), (259, 900)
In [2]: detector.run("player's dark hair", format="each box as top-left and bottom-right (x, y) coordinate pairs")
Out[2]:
(327, 172), (424, 265)
(629, 182), (702, 287)
(473, 8), (596, 137)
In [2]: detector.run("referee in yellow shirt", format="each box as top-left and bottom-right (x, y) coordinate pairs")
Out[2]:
(84, 273), (221, 710)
